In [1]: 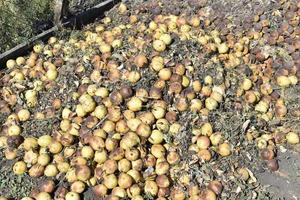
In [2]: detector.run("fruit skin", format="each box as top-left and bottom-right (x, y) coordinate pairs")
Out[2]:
(134, 55), (148, 68)
(260, 148), (274, 160)
(200, 189), (216, 200)
(237, 168), (249, 181)
(196, 136), (211, 149)
(242, 79), (252, 90)
(8, 125), (21, 136)
(218, 43), (229, 54)
(208, 180), (223, 195)
(205, 97), (218, 110)
(276, 76), (290, 87)
(65, 192), (80, 200)
(13, 161), (27, 175)
(127, 97), (143, 111)
(75, 165), (91, 181)
(6, 59), (16, 69)
(267, 159), (279, 171)
(153, 40), (166, 52)
(118, 173), (133, 189)
(218, 143), (231, 157)
(36, 192), (51, 200)
(160, 34), (172, 45)
(144, 180), (158, 196)
(17, 109), (30, 121)
(286, 132), (299, 144)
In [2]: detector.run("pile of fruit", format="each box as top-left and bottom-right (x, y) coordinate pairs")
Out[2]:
(0, 0), (299, 199)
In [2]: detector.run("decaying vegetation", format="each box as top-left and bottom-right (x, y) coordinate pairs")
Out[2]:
(0, 0), (300, 199)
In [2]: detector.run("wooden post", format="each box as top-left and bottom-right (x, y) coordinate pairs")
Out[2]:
(54, 0), (68, 28)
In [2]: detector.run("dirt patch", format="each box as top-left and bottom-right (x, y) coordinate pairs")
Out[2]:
(257, 148), (300, 200)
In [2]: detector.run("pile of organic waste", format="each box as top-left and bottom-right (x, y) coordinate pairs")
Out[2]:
(0, 0), (300, 199)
